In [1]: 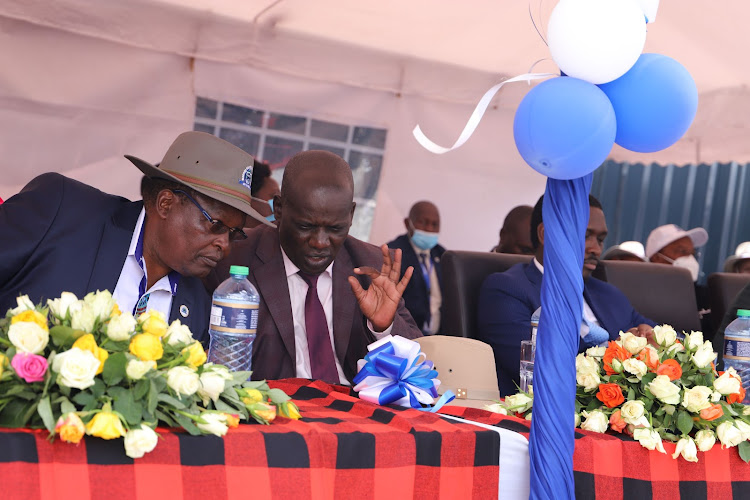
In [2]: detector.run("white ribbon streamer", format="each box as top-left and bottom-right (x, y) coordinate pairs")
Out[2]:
(412, 72), (557, 154)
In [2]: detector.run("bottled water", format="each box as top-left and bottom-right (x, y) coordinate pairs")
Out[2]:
(530, 306), (541, 347)
(723, 309), (750, 404)
(520, 307), (541, 393)
(208, 265), (259, 373)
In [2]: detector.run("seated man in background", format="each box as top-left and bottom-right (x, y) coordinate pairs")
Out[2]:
(601, 241), (648, 262)
(208, 150), (422, 384)
(387, 201), (445, 335)
(491, 205), (534, 255)
(477, 194), (655, 396)
(0, 131), (267, 341)
(724, 242), (750, 274)
(247, 160), (280, 228)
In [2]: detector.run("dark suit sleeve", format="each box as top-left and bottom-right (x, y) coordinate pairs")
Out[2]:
(0, 173), (64, 289)
(477, 272), (534, 397)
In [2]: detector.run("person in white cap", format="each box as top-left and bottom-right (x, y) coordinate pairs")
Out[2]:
(601, 240), (648, 262)
(724, 242), (750, 274)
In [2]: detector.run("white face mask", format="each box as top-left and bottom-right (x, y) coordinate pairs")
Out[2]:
(660, 253), (700, 281)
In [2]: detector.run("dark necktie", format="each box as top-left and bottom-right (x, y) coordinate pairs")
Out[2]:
(298, 272), (340, 384)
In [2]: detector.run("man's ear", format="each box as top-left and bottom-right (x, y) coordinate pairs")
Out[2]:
(537, 223), (545, 247)
(272, 194), (282, 222)
(404, 217), (412, 235)
(155, 189), (177, 220)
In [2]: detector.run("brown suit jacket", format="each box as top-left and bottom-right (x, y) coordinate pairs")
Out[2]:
(206, 225), (422, 383)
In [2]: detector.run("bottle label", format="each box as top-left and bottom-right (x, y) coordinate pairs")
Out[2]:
(724, 336), (750, 361)
(210, 300), (259, 334)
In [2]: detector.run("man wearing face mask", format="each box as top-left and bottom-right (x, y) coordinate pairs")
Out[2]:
(646, 224), (711, 331)
(387, 201), (445, 335)
(248, 160), (280, 228)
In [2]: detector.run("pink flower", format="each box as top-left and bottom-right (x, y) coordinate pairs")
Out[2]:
(11, 352), (48, 383)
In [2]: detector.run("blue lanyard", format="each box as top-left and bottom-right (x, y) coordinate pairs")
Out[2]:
(418, 253), (433, 292)
(132, 219), (180, 316)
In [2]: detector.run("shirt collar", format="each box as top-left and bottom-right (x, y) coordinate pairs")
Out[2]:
(280, 246), (334, 278)
(533, 257), (544, 275)
(129, 208), (180, 296)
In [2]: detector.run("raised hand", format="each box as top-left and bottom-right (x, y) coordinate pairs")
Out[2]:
(347, 245), (413, 332)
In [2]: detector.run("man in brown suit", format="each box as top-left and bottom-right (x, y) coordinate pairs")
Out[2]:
(207, 150), (422, 384)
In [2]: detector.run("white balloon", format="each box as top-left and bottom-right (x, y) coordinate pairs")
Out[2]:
(547, 0), (648, 84)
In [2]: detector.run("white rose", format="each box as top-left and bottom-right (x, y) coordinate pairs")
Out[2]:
(83, 290), (117, 322)
(620, 332), (648, 355)
(576, 372), (601, 392)
(585, 346), (606, 358)
(10, 295), (36, 315)
(106, 313), (137, 341)
(8, 321), (49, 354)
(198, 370), (230, 405)
(716, 421), (745, 448)
(525, 412), (532, 421)
(633, 428), (666, 453)
(197, 413), (229, 436)
(70, 303), (96, 332)
(648, 375), (682, 404)
(622, 358), (648, 380)
(47, 292), (79, 321)
(126, 359), (156, 380)
(667, 342), (685, 356)
(574, 413), (581, 428)
(653, 325), (677, 346)
(124, 424), (159, 459)
(164, 320), (194, 346)
(714, 368), (742, 395)
(484, 403), (508, 415)
(745, 407), (750, 416)
(576, 354), (599, 375)
(672, 437), (698, 462)
(504, 393), (533, 412)
(681, 386), (713, 413)
(735, 420), (750, 441)
(684, 331), (704, 351)
(52, 347), (100, 390)
(711, 391), (722, 403)
(691, 341), (717, 369)
(166, 366), (200, 396)
(580, 410), (608, 433)
(620, 400), (649, 427)
(695, 429), (716, 452)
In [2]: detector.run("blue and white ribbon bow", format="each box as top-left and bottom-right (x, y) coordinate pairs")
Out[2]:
(353, 335), (454, 412)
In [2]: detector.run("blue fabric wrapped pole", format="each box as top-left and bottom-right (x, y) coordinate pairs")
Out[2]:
(529, 174), (592, 500)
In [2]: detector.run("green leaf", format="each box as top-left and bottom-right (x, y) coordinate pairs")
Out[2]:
(113, 390), (143, 426)
(627, 388), (636, 401)
(739, 441), (750, 463)
(157, 393), (187, 410)
(266, 388), (291, 404)
(90, 379), (106, 399)
(133, 379), (149, 401)
(37, 396), (55, 433)
(102, 352), (127, 386)
(49, 325), (76, 348)
(676, 410), (694, 435)
(72, 391), (95, 406)
(171, 412), (201, 435)
(155, 409), (178, 428)
(59, 397), (76, 415)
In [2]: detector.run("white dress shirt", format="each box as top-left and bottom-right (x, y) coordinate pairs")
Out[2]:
(409, 239), (441, 334)
(281, 248), (392, 385)
(112, 209), (177, 318)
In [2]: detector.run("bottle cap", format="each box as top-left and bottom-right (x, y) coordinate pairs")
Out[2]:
(229, 265), (249, 276)
(738, 309), (750, 317)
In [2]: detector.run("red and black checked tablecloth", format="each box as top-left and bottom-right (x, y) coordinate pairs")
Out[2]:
(0, 379), (500, 500)
(441, 405), (750, 500)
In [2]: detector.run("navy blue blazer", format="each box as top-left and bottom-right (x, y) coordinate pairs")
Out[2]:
(0, 173), (211, 342)
(387, 233), (445, 334)
(477, 261), (655, 396)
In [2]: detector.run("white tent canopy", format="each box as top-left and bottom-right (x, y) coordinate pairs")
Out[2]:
(1, 0), (748, 250)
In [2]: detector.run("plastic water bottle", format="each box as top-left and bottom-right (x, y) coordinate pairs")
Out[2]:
(723, 309), (750, 404)
(530, 306), (541, 348)
(520, 307), (541, 393)
(208, 265), (259, 372)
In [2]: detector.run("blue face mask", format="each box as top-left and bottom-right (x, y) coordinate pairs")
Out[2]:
(409, 220), (439, 250)
(266, 197), (275, 222)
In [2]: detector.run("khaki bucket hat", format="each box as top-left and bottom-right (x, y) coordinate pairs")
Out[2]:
(125, 131), (272, 226)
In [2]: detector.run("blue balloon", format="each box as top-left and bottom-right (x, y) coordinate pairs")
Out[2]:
(514, 77), (616, 180)
(598, 53), (698, 153)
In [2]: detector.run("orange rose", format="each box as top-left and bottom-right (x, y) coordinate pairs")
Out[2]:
(609, 410), (626, 433)
(603, 341), (632, 375)
(699, 404), (723, 421)
(636, 347), (659, 371)
(656, 359), (682, 381)
(728, 386), (746, 405)
(596, 383), (625, 408)
(225, 413), (240, 428)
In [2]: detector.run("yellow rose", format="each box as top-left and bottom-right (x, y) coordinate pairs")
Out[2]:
(242, 389), (264, 405)
(72, 334), (109, 375)
(138, 310), (168, 337)
(182, 342), (207, 369)
(11, 309), (49, 331)
(225, 413), (240, 428)
(0, 353), (7, 376)
(55, 413), (85, 444)
(252, 402), (277, 423)
(85, 411), (126, 440)
(129, 334), (164, 362)
(111, 303), (122, 317)
(285, 403), (302, 420)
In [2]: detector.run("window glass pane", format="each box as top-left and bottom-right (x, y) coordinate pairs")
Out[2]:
(268, 113), (306, 135)
(349, 198), (376, 242)
(195, 97), (218, 119)
(193, 123), (214, 134)
(264, 137), (304, 167)
(308, 143), (345, 158)
(348, 151), (383, 199)
(219, 128), (260, 155)
(352, 127), (387, 149)
(222, 104), (264, 127)
(310, 119), (349, 142)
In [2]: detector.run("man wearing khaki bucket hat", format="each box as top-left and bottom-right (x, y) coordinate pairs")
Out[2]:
(0, 131), (268, 339)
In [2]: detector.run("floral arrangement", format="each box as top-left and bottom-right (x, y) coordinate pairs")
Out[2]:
(0, 292), (299, 458)
(486, 325), (750, 463)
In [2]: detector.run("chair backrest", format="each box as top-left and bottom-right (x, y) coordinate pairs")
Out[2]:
(416, 336), (499, 409)
(597, 260), (700, 333)
(441, 250), (533, 338)
(707, 272), (750, 334)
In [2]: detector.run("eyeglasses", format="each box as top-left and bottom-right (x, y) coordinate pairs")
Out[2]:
(171, 189), (247, 241)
